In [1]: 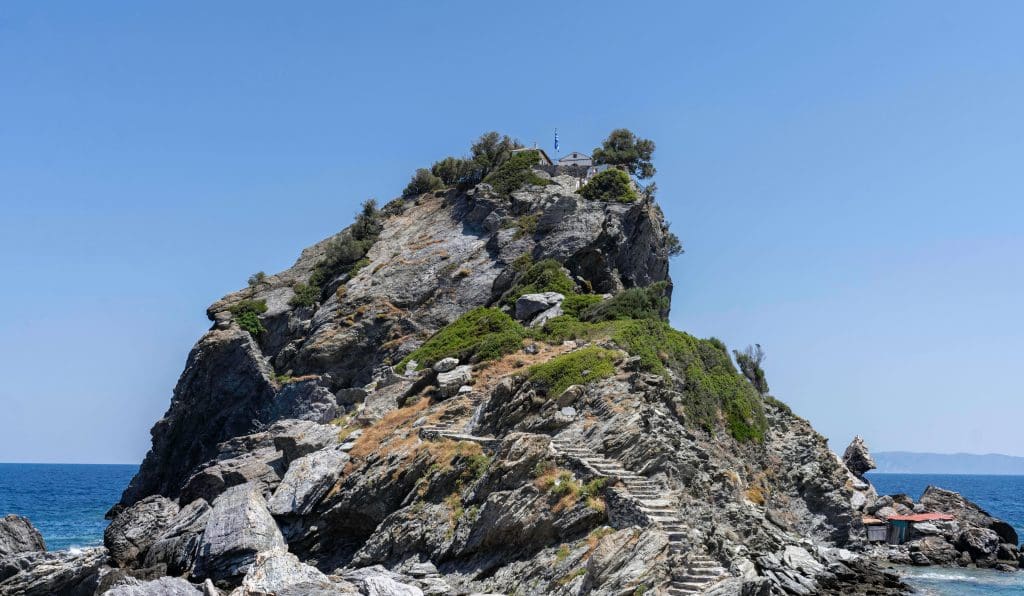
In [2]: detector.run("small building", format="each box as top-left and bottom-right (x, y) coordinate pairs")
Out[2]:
(884, 513), (955, 545)
(557, 151), (592, 168)
(862, 516), (888, 542)
(510, 147), (553, 166)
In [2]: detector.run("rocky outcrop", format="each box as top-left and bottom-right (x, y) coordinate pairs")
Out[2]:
(0, 515), (45, 556)
(104, 496), (180, 567)
(192, 484), (286, 586)
(104, 576), (202, 595)
(83, 163), (932, 595)
(842, 435), (876, 479)
(0, 546), (105, 595)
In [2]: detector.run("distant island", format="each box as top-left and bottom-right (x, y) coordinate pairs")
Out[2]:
(871, 451), (1024, 475)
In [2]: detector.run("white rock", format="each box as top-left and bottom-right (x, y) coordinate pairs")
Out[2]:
(268, 448), (349, 516)
(782, 545), (825, 575)
(432, 357), (459, 373)
(404, 360), (419, 376)
(437, 365), (472, 398)
(515, 292), (565, 321)
(362, 575), (424, 596)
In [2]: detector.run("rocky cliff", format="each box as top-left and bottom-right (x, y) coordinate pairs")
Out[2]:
(2, 152), (920, 595)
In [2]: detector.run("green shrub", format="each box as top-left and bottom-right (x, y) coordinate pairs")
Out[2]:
(308, 199), (382, 293)
(592, 128), (656, 179)
(581, 477), (607, 499)
(512, 252), (534, 273)
(504, 259), (575, 305)
(578, 168), (637, 203)
(610, 320), (767, 441)
(484, 150), (551, 196)
(580, 282), (669, 322)
(402, 168), (444, 198)
(528, 346), (618, 396)
(230, 299), (268, 336)
(289, 283), (319, 308)
(561, 294), (604, 319)
(513, 214), (539, 239)
(247, 271), (267, 287)
(398, 308), (525, 370)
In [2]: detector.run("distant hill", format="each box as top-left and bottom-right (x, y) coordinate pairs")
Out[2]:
(871, 451), (1024, 475)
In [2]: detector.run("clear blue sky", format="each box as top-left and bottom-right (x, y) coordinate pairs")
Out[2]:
(2, 2), (1021, 464)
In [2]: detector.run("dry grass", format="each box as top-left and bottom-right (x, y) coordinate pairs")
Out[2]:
(744, 486), (766, 506)
(347, 398), (432, 460)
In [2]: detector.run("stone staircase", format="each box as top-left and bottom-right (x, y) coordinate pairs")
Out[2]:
(550, 435), (727, 595)
(417, 393), (500, 451)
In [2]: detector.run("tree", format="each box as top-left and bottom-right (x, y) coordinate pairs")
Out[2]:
(402, 168), (444, 198)
(431, 156), (478, 187)
(592, 128), (656, 179)
(733, 344), (769, 396)
(247, 271), (267, 287)
(470, 131), (522, 176)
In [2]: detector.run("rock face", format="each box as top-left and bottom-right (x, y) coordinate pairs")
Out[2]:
(85, 167), (931, 594)
(192, 484), (286, 585)
(842, 435), (876, 479)
(0, 515), (45, 556)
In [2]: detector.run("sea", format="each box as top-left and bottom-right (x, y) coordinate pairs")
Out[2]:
(870, 473), (1024, 595)
(0, 465), (1021, 593)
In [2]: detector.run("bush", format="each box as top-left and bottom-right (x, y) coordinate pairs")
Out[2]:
(308, 199), (382, 292)
(431, 156), (481, 188)
(561, 294), (604, 318)
(247, 271), (267, 287)
(398, 308), (525, 370)
(580, 282), (669, 322)
(610, 320), (766, 441)
(230, 299), (268, 336)
(289, 282), (319, 308)
(592, 128), (656, 179)
(578, 168), (637, 203)
(734, 344), (769, 396)
(504, 259), (575, 305)
(402, 168), (444, 198)
(527, 346), (618, 396)
(484, 150), (551, 196)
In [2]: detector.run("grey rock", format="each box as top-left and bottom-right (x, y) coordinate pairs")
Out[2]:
(143, 499), (211, 575)
(437, 365), (472, 398)
(921, 485), (1018, 545)
(432, 357), (459, 373)
(235, 547), (335, 593)
(514, 292), (564, 321)
(271, 420), (340, 464)
(0, 515), (45, 556)
(268, 447), (349, 516)
(529, 303), (563, 328)
(956, 527), (1001, 562)
(105, 576), (202, 595)
(842, 435), (876, 479)
(0, 546), (105, 595)
(104, 496), (180, 567)
(192, 484), (285, 586)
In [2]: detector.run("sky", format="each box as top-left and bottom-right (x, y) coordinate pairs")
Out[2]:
(1, 1), (1022, 464)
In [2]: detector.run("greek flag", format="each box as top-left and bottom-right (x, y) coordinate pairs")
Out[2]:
(554, 129), (559, 154)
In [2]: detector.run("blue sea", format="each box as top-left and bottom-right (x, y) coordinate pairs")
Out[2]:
(870, 473), (1024, 595)
(0, 465), (1021, 593)
(0, 463), (137, 551)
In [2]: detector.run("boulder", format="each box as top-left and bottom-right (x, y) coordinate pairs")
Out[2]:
(104, 495), (180, 567)
(431, 358), (459, 373)
(842, 436), (876, 479)
(529, 302), (563, 328)
(956, 527), (1001, 562)
(105, 576), (203, 595)
(437, 365), (472, 398)
(268, 447), (349, 516)
(920, 485), (1018, 545)
(514, 292), (564, 321)
(0, 515), (45, 556)
(0, 546), (105, 595)
(192, 483), (286, 586)
(143, 498), (211, 575)
(908, 535), (958, 565)
(235, 547), (343, 594)
(271, 420), (340, 464)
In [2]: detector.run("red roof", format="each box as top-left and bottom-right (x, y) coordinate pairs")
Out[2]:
(887, 513), (955, 522)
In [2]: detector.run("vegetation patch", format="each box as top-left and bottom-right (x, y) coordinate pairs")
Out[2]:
(398, 308), (525, 370)
(289, 282), (319, 308)
(307, 199), (383, 300)
(504, 258), (576, 305)
(513, 214), (539, 239)
(578, 282), (668, 322)
(561, 294), (604, 318)
(610, 319), (767, 441)
(527, 346), (618, 396)
(578, 168), (638, 203)
(484, 149), (551, 196)
(229, 299), (268, 336)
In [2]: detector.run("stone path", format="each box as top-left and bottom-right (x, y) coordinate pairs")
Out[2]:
(551, 436), (728, 595)
(417, 393), (500, 451)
